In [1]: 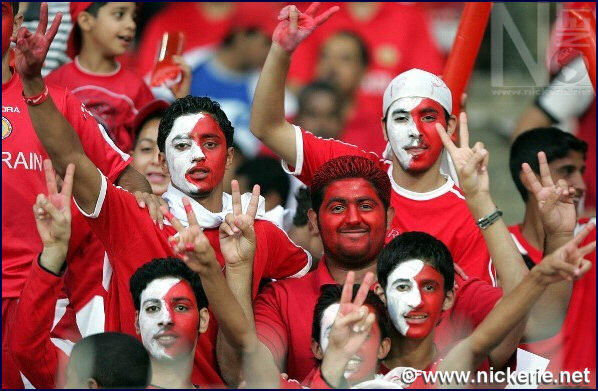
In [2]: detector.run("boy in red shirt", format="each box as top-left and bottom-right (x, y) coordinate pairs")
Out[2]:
(45, 2), (154, 152)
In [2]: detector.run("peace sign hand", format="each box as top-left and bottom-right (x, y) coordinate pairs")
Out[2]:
(162, 198), (218, 276)
(436, 112), (490, 198)
(219, 180), (261, 270)
(273, 2), (339, 53)
(521, 152), (577, 236)
(13, 2), (62, 80)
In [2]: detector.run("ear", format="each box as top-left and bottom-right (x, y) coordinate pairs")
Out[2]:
(87, 378), (99, 389)
(441, 288), (455, 312)
(134, 311), (140, 335)
(158, 152), (169, 175)
(225, 147), (235, 170)
(311, 339), (324, 360)
(78, 11), (96, 33)
(374, 284), (386, 304)
(385, 206), (395, 231)
(198, 308), (210, 334)
(377, 337), (391, 360)
(446, 115), (457, 138)
(381, 119), (388, 142)
(307, 209), (319, 235)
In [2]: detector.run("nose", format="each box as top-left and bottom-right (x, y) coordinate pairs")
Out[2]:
(405, 287), (422, 310)
(158, 309), (173, 327)
(570, 172), (587, 194)
(345, 204), (361, 225)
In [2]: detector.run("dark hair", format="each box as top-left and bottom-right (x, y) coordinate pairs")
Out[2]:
(312, 284), (391, 345)
(84, 2), (108, 17)
(72, 2), (108, 55)
(10, 2), (19, 16)
(69, 332), (150, 388)
(133, 113), (163, 149)
(297, 80), (342, 118)
(310, 155), (391, 213)
(324, 30), (370, 68)
(222, 27), (262, 47)
(377, 232), (454, 293)
(157, 96), (234, 153)
(509, 127), (587, 202)
(292, 187), (312, 227)
(235, 156), (290, 207)
(129, 258), (208, 311)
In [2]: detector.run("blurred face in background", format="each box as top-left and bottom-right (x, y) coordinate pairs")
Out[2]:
(296, 89), (344, 139)
(131, 118), (170, 196)
(316, 33), (367, 97)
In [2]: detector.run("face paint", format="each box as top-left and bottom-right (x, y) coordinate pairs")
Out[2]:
(319, 303), (382, 383)
(2, 3), (14, 56)
(138, 277), (199, 360)
(386, 97), (446, 172)
(385, 259), (445, 339)
(318, 178), (387, 265)
(165, 113), (227, 196)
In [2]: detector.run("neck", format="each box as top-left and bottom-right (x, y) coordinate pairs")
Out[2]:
(77, 46), (118, 74)
(520, 199), (545, 251)
(347, 2), (380, 22)
(150, 356), (194, 389)
(2, 52), (12, 84)
(325, 257), (378, 284)
(190, 185), (224, 213)
(386, 330), (436, 370)
(390, 156), (446, 193)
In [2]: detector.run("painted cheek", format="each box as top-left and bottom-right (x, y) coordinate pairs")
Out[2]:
(185, 117), (227, 192)
(163, 281), (199, 357)
(408, 99), (446, 171)
(405, 266), (445, 339)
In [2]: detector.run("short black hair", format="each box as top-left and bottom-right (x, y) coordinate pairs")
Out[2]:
(509, 127), (587, 202)
(157, 96), (234, 153)
(292, 187), (312, 227)
(235, 156), (290, 207)
(325, 30), (370, 68)
(84, 2), (108, 17)
(377, 232), (454, 293)
(297, 80), (342, 117)
(312, 284), (391, 345)
(129, 258), (208, 311)
(69, 332), (150, 388)
(10, 2), (19, 16)
(133, 113), (164, 149)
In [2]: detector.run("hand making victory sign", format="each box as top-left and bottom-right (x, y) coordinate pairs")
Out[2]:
(273, 2), (339, 53)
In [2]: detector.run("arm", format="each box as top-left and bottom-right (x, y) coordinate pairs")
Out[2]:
(250, 3), (338, 166)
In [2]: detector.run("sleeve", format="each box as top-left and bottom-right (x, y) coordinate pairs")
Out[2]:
(253, 284), (289, 368)
(62, 91), (132, 183)
(453, 220), (494, 285)
(302, 367), (334, 389)
(9, 258), (64, 388)
(282, 126), (381, 186)
(261, 221), (312, 280)
(453, 278), (503, 330)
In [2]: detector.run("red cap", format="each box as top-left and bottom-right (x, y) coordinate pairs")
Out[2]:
(66, 2), (94, 59)
(128, 99), (170, 137)
(231, 2), (279, 37)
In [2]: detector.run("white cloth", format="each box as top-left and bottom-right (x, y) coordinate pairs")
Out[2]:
(162, 183), (268, 228)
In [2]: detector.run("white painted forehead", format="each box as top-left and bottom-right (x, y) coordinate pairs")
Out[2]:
(168, 113), (205, 139)
(140, 277), (181, 303)
(386, 259), (425, 285)
(387, 97), (424, 115)
(320, 303), (340, 333)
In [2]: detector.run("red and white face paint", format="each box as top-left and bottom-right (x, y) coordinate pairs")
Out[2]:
(139, 277), (200, 360)
(2, 3), (14, 56)
(386, 97), (447, 173)
(319, 303), (381, 383)
(165, 113), (228, 196)
(385, 259), (445, 339)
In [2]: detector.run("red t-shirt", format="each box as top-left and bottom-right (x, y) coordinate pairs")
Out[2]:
(45, 59), (155, 152)
(509, 219), (596, 384)
(283, 126), (493, 284)
(80, 175), (310, 386)
(2, 72), (131, 299)
(134, 3), (235, 77)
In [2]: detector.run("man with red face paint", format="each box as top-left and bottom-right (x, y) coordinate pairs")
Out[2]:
(250, 2), (495, 285)
(11, 7), (310, 385)
(2, 3), (155, 389)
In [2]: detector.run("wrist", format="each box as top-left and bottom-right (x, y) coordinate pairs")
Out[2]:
(271, 42), (293, 59)
(40, 245), (68, 275)
(466, 192), (495, 218)
(22, 76), (45, 96)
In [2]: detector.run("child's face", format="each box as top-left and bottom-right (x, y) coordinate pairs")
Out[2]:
(88, 2), (136, 57)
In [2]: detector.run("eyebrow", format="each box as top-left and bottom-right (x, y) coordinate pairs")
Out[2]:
(325, 196), (377, 206)
(391, 109), (410, 116)
(142, 299), (160, 306)
(420, 108), (439, 114)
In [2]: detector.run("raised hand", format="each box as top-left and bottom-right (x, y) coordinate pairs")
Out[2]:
(219, 180), (261, 269)
(533, 223), (595, 284)
(437, 112), (489, 198)
(162, 199), (218, 275)
(272, 2), (339, 53)
(521, 152), (577, 236)
(134, 191), (168, 229)
(12, 2), (62, 80)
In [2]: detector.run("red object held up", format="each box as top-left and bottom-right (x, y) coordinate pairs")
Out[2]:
(150, 32), (186, 88)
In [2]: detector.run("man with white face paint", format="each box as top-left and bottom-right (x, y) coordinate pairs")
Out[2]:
(251, 2), (495, 284)
(17, 22), (311, 384)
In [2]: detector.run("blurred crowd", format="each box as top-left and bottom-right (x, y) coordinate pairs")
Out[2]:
(2, 1), (595, 389)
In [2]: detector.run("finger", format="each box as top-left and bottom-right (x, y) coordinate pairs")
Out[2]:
(340, 271), (355, 305)
(38, 192), (65, 223)
(305, 2), (320, 16)
(182, 197), (200, 227)
(578, 240), (596, 258)
(573, 223), (595, 246)
(37, 2), (48, 35)
(60, 163), (75, 200)
(147, 197), (159, 222)
(576, 259), (592, 278)
(436, 123), (458, 155)
(314, 6), (340, 25)
(459, 112), (469, 148)
(334, 307), (367, 328)
(353, 272), (375, 307)
(161, 205), (185, 232)
(278, 5), (291, 21)
(46, 11), (63, 44)
(246, 184), (261, 219)
(521, 163), (544, 195)
(460, 93), (468, 111)
(231, 180), (242, 216)
(464, 147), (488, 176)
(537, 152), (554, 187)
(42, 159), (59, 195)
(224, 213), (238, 235)
(289, 6), (298, 35)
(219, 221), (235, 237)
(552, 261), (579, 280)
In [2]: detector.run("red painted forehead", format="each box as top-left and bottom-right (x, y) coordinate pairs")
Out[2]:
(410, 98), (445, 116)
(413, 265), (445, 290)
(322, 178), (381, 203)
(163, 280), (198, 308)
(189, 113), (224, 140)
